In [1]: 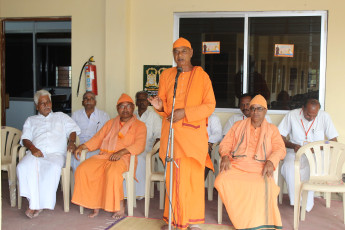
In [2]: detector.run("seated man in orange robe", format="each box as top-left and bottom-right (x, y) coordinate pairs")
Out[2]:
(149, 37), (216, 230)
(215, 94), (286, 230)
(72, 93), (147, 219)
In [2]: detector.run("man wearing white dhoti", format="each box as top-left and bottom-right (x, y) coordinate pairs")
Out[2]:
(124, 91), (161, 199)
(17, 89), (80, 218)
(71, 91), (109, 171)
(223, 94), (272, 136)
(278, 98), (338, 212)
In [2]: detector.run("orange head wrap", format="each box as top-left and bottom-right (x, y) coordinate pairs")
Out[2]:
(117, 93), (134, 105)
(173, 37), (192, 49)
(249, 94), (267, 109)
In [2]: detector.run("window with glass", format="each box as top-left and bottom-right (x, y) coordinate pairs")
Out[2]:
(176, 11), (327, 111)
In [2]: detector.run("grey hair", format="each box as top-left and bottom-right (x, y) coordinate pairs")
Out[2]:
(34, 89), (51, 105)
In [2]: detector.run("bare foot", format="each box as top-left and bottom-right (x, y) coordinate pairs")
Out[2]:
(161, 225), (169, 230)
(189, 225), (201, 230)
(88, 209), (99, 218)
(25, 208), (35, 219)
(33, 209), (43, 218)
(111, 210), (124, 220)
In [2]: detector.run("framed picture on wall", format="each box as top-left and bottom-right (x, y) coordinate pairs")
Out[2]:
(202, 41), (220, 54)
(143, 65), (171, 97)
(274, 44), (294, 57)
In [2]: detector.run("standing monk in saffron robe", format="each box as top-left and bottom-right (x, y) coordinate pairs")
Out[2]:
(149, 37), (216, 230)
(215, 95), (286, 230)
(72, 93), (147, 219)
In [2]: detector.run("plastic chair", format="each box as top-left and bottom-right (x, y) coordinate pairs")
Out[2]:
(78, 150), (137, 216)
(217, 159), (280, 224)
(17, 145), (73, 212)
(207, 142), (220, 201)
(1, 126), (22, 207)
(278, 158), (331, 206)
(294, 141), (345, 230)
(144, 141), (163, 218)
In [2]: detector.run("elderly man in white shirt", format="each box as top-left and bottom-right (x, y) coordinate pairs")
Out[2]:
(223, 94), (272, 136)
(278, 98), (338, 212)
(124, 91), (162, 199)
(71, 91), (110, 171)
(205, 113), (222, 178)
(17, 89), (80, 219)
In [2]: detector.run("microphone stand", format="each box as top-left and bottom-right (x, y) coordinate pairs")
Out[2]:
(164, 67), (182, 230)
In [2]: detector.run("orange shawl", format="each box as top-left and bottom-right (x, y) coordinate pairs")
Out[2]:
(99, 115), (137, 154)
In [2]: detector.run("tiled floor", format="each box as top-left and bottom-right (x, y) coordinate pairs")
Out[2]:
(1, 179), (344, 230)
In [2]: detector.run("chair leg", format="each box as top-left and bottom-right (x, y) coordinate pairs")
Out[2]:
(80, 206), (84, 214)
(159, 181), (165, 210)
(70, 170), (75, 198)
(8, 168), (17, 207)
(17, 179), (22, 209)
(144, 177), (151, 218)
(278, 174), (284, 205)
(207, 171), (214, 201)
(300, 190), (308, 221)
(126, 177), (134, 217)
(325, 192), (331, 208)
(342, 192), (345, 224)
(294, 190), (301, 230)
(217, 194), (223, 224)
(61, 169), (70, 212)
(133, 183), (137, 208)
(150, 181), (154, 198)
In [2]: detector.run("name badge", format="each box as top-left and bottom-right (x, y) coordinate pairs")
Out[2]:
(303, 141), (310, 146)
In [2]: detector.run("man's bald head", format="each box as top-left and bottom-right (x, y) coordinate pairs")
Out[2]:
(302, 98), (320, 121)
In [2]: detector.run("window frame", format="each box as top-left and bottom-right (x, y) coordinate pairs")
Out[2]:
(174, 11), (328, 114)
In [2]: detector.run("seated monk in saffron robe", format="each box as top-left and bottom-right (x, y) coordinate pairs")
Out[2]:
(215, 94), (286, 230)
(72, 93), (147, 219)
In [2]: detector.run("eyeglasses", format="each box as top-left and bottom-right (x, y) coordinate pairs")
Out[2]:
(250, 107), (265, 112)
(118, 104), (133, 109)
(83, 97), (95, 101)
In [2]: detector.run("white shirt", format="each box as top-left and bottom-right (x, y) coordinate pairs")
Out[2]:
(134, 109), (162, 153)
(207, 113), (222, 143)
(21, 112), (81, 156)
(223, 113), (272, 136)
(72, 107), (110, 144)
(278, 108), (338, 146)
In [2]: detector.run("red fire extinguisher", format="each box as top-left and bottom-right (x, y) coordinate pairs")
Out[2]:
(77, 56), (98, 96)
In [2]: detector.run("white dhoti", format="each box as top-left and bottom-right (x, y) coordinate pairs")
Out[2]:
(17, 153), (65, 210)
(281, 150), (314, 212)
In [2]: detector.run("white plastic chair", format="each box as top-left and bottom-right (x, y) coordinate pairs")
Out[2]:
(294, 141), (345, 230)
(78, 150), (137, 216)
(207, 142), (220, 201)
(217, 159), (280, 224)
(144, 141), (163, 218)
(17, 145), (73, 212)
(1, 126), (22, 207)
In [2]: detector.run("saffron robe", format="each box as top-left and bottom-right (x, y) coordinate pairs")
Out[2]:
(215, 118), (286, 230)
(71, 116), (146, 212)
(156, 66), (216, 229)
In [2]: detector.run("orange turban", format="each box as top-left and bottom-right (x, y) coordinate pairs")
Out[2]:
(249, 94), (267, 109)
(117, 93), (134, 105)
(173, 37), (192, 49)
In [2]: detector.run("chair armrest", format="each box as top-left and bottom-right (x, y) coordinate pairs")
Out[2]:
(18, 146), (27, 161)
(80, 149), (89, 162)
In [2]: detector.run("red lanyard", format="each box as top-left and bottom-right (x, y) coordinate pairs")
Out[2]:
(300, 110), (316, 140)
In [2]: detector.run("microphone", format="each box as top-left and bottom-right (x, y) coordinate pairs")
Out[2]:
(173, 67), (183, 96)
